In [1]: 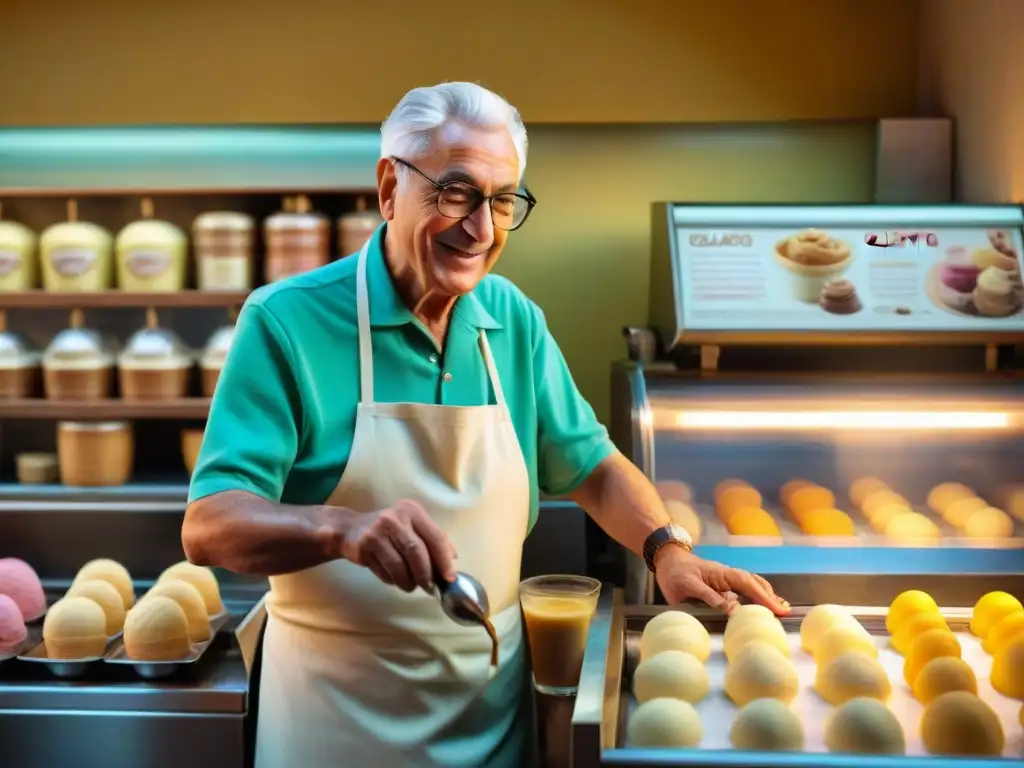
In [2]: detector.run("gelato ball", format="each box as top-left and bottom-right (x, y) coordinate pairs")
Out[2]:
(724, 620), (790, 661)
(655, 480), (693, 505)
(849, 477), (889, 509)
(815, 651), (892, 705)
(123, 595), (192, 661)
(815, 625), (877, 667)
(886, 590), (939, 634)
(800, 604), (859, 654)
(74, 559), (133, 609)
(990, 636), (1024, 699)
(891, 610), (949, 654)
(962, 507), (1015, 539)
(970, 591), (1023, 639)
(633, 650), (709, 704)
(642, 610), (708, 646)
(42, 596), (108, 659)
(983, 610), (1024, 656)
(824, 698), (905, 755)
(0, 557), (47, 621)
(724, 641), (799, 706)
(627, 697), (702, 748)
(912, 656), (978, 704)
(729, 698), (804, 751)
(904, 628), (961, 686)
(144, 579), (211, 643)
(158, 562), (223, 616)
(0, 594), (28, 654)
(921, 691), (1004, 756)
(65, 579), (126, 636)
(723, 604), (777, 647)
(641, 622), (711, 663)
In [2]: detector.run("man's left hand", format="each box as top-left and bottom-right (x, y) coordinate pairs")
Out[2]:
(654, 545), (789, 616)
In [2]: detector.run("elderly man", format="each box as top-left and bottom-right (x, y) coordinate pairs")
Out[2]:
(182, 81), (786, 767)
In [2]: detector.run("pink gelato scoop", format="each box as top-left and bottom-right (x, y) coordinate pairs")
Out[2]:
(0, 558), (47, 621)
(0, 594), (28, 654)
(939, 261), (981, 293)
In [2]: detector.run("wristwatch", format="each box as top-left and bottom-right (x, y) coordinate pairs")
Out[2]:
(642, 523), (693, 573)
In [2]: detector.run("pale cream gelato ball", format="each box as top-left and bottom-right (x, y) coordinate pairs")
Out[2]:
(729, 698), (804, 751)
(633, 650), (709, 704)
(627, 697), (703, 748)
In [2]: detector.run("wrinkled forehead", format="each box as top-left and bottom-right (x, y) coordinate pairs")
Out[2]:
(416, 121), (520, 194)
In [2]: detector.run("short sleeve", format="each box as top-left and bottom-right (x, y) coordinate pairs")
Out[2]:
(188, 301), (302, 505)
(532, 307), (616, 496)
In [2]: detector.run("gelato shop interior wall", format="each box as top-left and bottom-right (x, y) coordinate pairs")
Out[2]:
(2, 0), (1002, 422)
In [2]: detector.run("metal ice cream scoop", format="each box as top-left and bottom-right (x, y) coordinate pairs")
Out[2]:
(434, 568), (491, 626)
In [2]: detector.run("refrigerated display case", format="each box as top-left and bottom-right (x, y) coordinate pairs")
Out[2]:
(578, 204), (1024, 766)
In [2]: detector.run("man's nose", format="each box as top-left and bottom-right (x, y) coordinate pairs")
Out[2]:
(461, 202), (495, 247)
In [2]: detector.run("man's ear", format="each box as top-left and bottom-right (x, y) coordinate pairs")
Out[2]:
(376, 157), (397, 220)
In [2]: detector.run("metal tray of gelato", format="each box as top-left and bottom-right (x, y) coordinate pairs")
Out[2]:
(103, 612), (230, 680)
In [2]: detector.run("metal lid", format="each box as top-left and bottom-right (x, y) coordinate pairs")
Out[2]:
(193, 211), (254, 233)
(200, 325), (235, 369)
(43, 312), (116, 370)
(0, 329), (40, 370)
(118, 310), (192, 371)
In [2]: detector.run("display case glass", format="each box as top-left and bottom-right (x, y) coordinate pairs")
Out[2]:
(612, 202), (1024, 606)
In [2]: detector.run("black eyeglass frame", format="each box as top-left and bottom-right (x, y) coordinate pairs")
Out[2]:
(390, 156), (537, 231)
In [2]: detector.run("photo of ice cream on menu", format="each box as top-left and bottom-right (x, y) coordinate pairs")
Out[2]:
(928, 229), (1023, 318)
(774, 229), (855, 304)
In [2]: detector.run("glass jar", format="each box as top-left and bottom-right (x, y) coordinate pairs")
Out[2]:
(0, 209), (38, 291)
(199, 324), (234, 397)
(42, 311), (117, 400)
(337, 196), (383, 258)
(193, 211), (254, 291)
(117, 311), (193, 400)
(115, 199), (187, 292)
(40, 201), (114, 292)
(264, 196), (329, 283)
(57, 421), (134, 486)
(0, 327), (40, 399)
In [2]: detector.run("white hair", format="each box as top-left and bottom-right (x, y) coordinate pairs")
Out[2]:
(380, 82), (528, 183)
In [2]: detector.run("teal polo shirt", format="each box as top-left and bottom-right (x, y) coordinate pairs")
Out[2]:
(189, 224), (615, 532)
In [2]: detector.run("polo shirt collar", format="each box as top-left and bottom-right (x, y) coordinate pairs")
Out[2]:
(366, 223), (503, 331)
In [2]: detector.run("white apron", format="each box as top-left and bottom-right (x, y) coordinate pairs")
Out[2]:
(254, 240), (532, 768)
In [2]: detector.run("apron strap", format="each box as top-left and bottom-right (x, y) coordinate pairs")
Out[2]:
(478, 331), (509, 412)
(355, 239), (375, 404)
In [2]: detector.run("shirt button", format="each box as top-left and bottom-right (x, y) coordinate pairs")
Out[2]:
(429, 354), (438, 364)
(443, 372), (453, 383)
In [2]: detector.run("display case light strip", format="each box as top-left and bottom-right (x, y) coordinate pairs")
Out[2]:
(674, 411), (1011, 430)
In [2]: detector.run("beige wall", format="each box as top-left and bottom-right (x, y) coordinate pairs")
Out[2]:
(0, 0), (919, 125)
(918, 0), (1024, 202)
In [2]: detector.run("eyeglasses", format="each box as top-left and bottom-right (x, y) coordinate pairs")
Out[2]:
(391, 157), (536, 231)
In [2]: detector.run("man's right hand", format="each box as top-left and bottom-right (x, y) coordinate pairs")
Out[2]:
(339, 499), (458, 593)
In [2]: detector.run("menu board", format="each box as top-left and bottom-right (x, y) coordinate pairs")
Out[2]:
(674, 223), (1024, 333)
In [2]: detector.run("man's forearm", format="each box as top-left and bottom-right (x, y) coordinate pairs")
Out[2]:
(182, 490), (349, 577)
(569, 451), (672, 557)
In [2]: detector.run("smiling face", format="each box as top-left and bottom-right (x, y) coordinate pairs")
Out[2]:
(377, 121), (520, 301)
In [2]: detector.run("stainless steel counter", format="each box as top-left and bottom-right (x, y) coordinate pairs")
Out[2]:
(0, 614), (251, 768)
